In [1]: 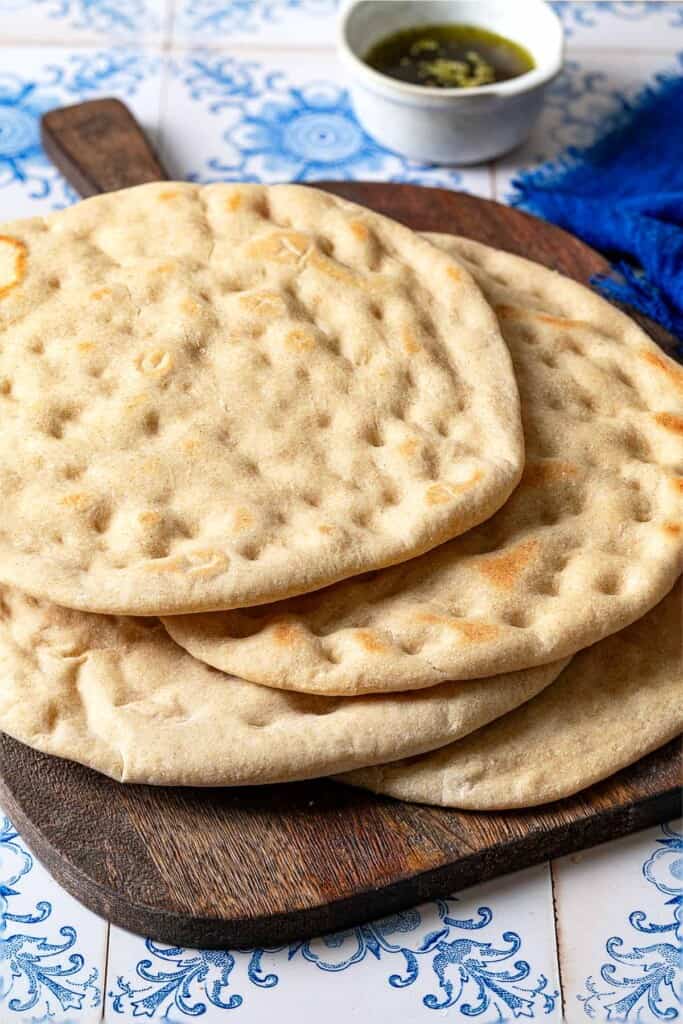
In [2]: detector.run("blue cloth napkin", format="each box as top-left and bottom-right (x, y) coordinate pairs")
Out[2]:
(509, 73), (683, 347)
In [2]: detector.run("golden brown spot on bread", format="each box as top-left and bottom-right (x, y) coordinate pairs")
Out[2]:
(181, 298), (200, 315)
(145, 548), (228, 577)
(182, 437), (199, 453)
(536, 312), (584, 328)
(456, 620), (501, 643)
(247, 231), (310, 264)
(476, 538), (540, 590)
(90, 287), (112, 301)
(654, 412), (683, 434)
(272, 621), (300, 648)
(307, 249), (358, 285)
(284, 328), (315, 352)
(155, 261), (175, 274)
(670, 477), (683, 494)
(318, 524), (335, 535)
(158, 189), (179, 201)
(401, 326), (420, 355)
(60, 491), (93, 510)
(522, 461), (579, 487)
(495, 305), (590, 332)
(240, 290), (286, 316)
(641, 349), (683, 392)
(446, 265), (461, 283)
(662, 521), (682, 537)
(135, 349), (174, 376)
(355, 629), (388, 654)
(0, 236), (27, 298)
(350, 220), (368, 241)
(426, 470), (483, 505)
(399, 438), (419, 458)
(232, 507), (253, 533)
(415, 612), (499, 643)
(77, 341), (96, 353)
(225, 192), (243, 212)
(138, 510), (161, 527)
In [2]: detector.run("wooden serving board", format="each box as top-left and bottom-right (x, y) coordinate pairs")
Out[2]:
(0, 100), (678, 951)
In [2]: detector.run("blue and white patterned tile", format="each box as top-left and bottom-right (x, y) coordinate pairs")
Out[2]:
(161, 50), (493, 195)
(0, 809), (107, 1024)
(0, 47), (163, 219)
(106, 863), (560, 1022)
(0, 0), (168, 45)
(172, 0), (339, 49)
(551, 2), (683, 50)
(553, 819), (683, 1023)
(493, 48), (682, 202)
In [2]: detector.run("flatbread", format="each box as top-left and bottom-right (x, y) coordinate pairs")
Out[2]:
(339, 580), (682, 808)
(0, 184), (522, 615)
(0, 585), (564, 786)
(166, 236), (683, 694)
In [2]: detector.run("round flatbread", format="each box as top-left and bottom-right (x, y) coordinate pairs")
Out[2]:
(165, 235), (683, 694)
(0, 185), (522, 615)
(0, 585), (564, 786)
(339, 580), (682, 808)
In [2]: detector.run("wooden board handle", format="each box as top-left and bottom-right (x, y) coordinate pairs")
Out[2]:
(41, 98), (168, 198)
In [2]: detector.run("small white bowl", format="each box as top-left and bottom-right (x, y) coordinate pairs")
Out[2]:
(338, 0), (564, 165)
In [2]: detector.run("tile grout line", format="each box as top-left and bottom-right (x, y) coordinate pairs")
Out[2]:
(549, 860), (567, 1022)
(101, 922), (112, 1022)
(0, 37), (678, 54)
(156, 0), (175, 173)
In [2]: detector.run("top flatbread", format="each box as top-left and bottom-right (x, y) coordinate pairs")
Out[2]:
(0, 184), (522, 615)
(165, 235), (683, 694)
(0, 585), (563, 786)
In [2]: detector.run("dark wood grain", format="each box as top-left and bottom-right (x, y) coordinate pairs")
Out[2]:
(0, 734), (679, 949)
(41, 98), (168, 197)
(9, 103), (678, 949)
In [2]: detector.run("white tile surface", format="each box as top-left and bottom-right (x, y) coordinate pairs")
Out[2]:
(554, 819), (683, 1023)
(0, 0), (168, 45)
(172, 0), (339, 48)
(550, 0), (683, 50)
(161, 49), (494, 194)
(105, 864), (561, 1022)
(0, 806), (107, 1024)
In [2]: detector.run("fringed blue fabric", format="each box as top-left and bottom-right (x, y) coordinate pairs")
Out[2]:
(509, 72), (683, 349)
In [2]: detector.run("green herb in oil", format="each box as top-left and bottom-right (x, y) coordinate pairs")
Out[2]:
(364, 24), (535, 89)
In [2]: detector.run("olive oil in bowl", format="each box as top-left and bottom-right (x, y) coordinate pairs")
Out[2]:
(364, 24), (535, 89)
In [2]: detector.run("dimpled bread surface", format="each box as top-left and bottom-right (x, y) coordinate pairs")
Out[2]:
(0, 585), (564, 786)
(0, 183), (523, 615)
(339, 580), (683, 808)
(165, 235), (683, 694)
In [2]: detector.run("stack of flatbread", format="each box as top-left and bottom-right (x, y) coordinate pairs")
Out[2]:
(0, 182), (680, 809)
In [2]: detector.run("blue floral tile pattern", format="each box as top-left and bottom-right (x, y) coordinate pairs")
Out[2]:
(0, 49), (160, 217)
(0, 0), (164, 41)
(578, 824), (683, 1022)
(551, 1), (683, 36)
(0, 817), (101, 1022)
(175, 0), (338, 40)
(164, 53), (482, 191)
(110, 899), (558, 1019)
